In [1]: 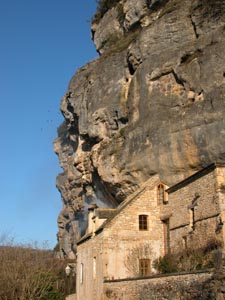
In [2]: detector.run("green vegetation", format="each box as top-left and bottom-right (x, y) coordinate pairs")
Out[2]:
(93, 0), (120, 24)
(119, 126), (127, 137)
(102, 28), (140, 57)
(155, 0), (179, 19)
(153, 239), (222, 274)
(220, 184), (225, 191)
(153, 254), (178, 274)
(116, 3), (125, 26)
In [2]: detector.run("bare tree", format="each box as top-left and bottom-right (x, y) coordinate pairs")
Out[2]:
(0, 236), (69, 300)
(124, 242), (154, 277)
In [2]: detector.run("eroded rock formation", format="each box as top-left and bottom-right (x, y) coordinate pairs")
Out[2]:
(54, 0), (225, 257)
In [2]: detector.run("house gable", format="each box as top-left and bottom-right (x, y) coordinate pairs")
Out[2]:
(100, 175), (167, 280)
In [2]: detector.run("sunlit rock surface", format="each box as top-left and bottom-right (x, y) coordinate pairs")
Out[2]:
(54, 0), (225, 256)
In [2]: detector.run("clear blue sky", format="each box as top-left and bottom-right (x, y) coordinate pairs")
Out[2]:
(0, 0), (98, 248)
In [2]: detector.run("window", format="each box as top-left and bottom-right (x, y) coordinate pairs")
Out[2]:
(93, 257), (96, 279)
(157, 184), (168, 205)
(163, 218), (170, 254)
(139, 259), (150, 276)
(183, 236), (188, 250)
(139, 215), (148, 230)
(189, 208), (195, 231)
(80, 263), (84, 284)
(187, 193), (199, 231)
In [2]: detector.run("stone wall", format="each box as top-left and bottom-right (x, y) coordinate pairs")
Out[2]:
(161, 165), (224, 253)
(76, 167), (225, 300)
(103, 176), (165, 280)
(65, 294), (76, 300)
(76, 233), (104, 300)
(103, 250), (225, 300)
(76, 176), (165, 300)
(103, 271), (213, 300)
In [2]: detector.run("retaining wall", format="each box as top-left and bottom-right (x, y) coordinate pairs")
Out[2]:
(103, 271), (214, 300)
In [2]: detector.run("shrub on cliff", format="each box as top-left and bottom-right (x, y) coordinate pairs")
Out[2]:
(93, 0), (120, 23)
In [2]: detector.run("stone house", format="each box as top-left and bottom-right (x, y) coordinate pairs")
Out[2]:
(161, 163), (225, 253)
(75, 163), (225, 300)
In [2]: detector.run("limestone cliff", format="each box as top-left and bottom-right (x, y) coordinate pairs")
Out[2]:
(54, 0), (225, 257)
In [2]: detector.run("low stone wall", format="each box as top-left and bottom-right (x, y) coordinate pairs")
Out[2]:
(65, 293), (76, 300)
(103, 271), (213, 300)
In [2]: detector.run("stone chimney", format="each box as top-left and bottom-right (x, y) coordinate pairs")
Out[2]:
(87, 204), (98, 235)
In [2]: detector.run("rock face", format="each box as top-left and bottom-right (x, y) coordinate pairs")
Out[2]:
(54, 0), (225, 257)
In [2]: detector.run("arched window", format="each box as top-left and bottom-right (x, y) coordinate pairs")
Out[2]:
(157, 183), (168, 205)
(139, 215), (148, 230)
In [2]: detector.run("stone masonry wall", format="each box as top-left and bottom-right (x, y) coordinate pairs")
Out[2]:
(103, 250), (225, 300)
(103, 176), (165, 279)
(76, 176), (165, 300)
(76, 168), (225, 300)
(65, 294), (76, 300)
(103, 271), (213, 300)
(161, 168), (223, 253)
(76, 233), (104, 300)
(216, 166), (225, 190)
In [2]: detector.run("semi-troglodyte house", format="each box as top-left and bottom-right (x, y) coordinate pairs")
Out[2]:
(75, 163), (225, 300)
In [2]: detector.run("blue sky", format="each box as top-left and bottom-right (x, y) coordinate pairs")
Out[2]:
(0, 0), (98, 248)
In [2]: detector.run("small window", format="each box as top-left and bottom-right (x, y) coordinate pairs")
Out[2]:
(189, 208), (195, 231)
(93, 257), (96, 279)
(183, 236), (188, 250)
(139, 259), (150, 276)
(163, 218), (170, 255)
(157, 184), (167, 205)
(80, 263), (84, 284)
(139, 215), (148, 230)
